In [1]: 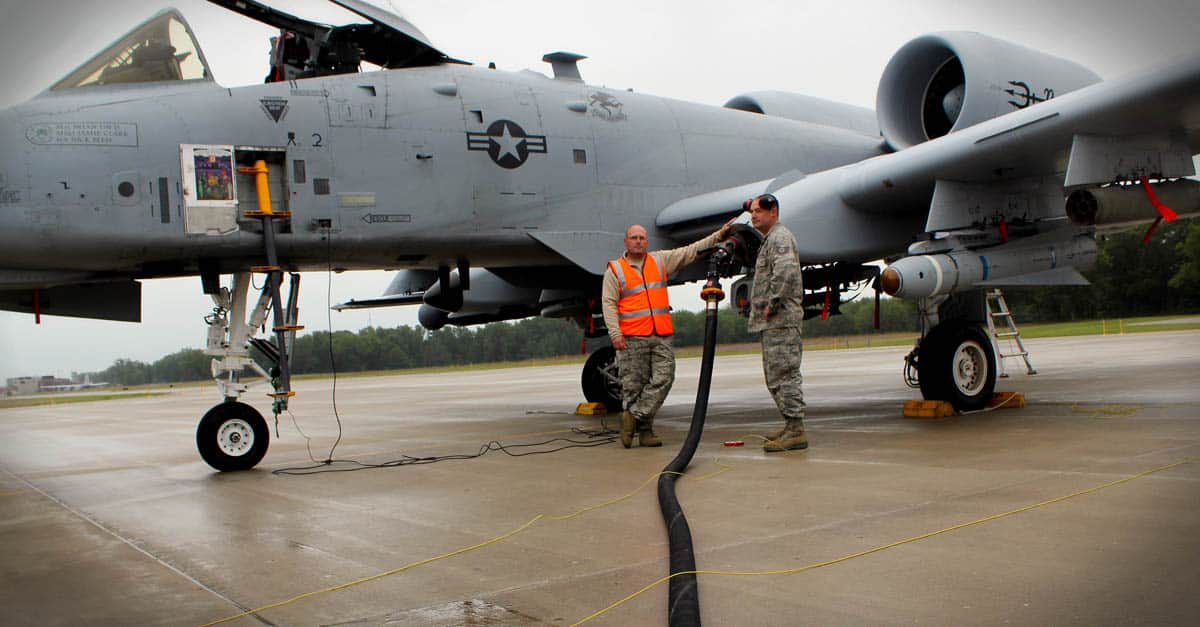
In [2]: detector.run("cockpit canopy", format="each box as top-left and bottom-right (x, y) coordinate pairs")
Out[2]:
(47, 1), (460, 93)
(51, 10), (210, 91)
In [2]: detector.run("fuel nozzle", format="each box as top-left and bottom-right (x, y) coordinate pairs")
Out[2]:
(701, 223), (759, 306)
(706, 223), (764, 278)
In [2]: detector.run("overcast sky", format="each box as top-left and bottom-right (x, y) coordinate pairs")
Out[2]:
(1, 0), (1197, 380)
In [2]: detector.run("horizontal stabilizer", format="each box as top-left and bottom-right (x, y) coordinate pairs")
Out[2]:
(0, 281), (141, 322)
(333, 269), (437, 310)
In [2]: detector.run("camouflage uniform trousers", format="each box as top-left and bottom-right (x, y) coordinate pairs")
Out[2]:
(616, 334), (676, 425)
(761, 326), (805, 424)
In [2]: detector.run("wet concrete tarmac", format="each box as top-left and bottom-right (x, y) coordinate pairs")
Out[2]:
(1, 330), (1198, 626)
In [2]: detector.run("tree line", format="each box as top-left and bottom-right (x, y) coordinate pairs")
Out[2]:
(86, 220), (1198, 386)
(1003, 219), (1199, 321)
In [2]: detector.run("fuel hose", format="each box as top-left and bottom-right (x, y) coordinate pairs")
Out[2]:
(657, 276), (726, 626)
(652, 222), (760, 626)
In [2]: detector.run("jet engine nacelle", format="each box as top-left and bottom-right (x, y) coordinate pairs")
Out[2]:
(881, 234), (1098, 299)
(876, 32), (1101, 150)
(723, 91), (878, 137)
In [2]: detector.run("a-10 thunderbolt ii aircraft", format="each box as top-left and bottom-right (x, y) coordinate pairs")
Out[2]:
(1, 0), (1197, 471)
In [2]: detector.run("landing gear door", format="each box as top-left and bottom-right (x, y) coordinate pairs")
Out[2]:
(180, 144), (238, 235)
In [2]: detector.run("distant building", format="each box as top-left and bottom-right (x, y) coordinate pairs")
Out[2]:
(5, 376), (40, 396)
(4, 375), (78, 395)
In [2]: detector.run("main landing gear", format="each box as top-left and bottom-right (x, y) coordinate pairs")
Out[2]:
(914, 320), (996, 411)
(905, 292), (998, 412)
(581, 345), (622, 412)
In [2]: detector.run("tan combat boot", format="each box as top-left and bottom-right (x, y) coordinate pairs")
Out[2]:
(762, 426), (786, 442)
(764, 420), (807, 453)
(620, 411), (636, 449)
(638, 427), (663, 447)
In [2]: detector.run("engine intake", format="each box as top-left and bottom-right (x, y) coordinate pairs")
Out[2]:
(876, 32), (1100, 150)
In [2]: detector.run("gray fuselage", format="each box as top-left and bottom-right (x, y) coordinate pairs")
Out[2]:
(0, 63), (886, 285)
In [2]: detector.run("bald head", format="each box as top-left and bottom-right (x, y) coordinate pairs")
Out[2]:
(624, 224), (648, 260)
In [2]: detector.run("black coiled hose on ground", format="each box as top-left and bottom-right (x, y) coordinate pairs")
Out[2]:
(655, 222), (761, 626)
(657, 279), (724, 627)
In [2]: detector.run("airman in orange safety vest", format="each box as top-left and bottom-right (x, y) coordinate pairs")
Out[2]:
(602, 220), (733, 448)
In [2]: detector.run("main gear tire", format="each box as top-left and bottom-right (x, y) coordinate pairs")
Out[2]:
(581, 345), (623, 412)
(917, 321), (996, 412)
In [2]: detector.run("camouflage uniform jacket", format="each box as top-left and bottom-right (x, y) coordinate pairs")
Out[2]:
(748, 223), (804, 333)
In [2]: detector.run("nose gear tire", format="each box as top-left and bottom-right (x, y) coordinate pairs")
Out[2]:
(197, 401), (270, 472)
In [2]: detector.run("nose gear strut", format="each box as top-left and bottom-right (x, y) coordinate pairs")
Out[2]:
(197, 160), (303, 471)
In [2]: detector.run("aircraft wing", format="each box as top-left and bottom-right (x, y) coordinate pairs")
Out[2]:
(658, 51), (1200, 250)
(528, 231), (632, 275)
(823, 51), (1200, 218)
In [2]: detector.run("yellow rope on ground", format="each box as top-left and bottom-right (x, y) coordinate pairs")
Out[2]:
(200, 457), (732, 626)
(1071, 403), (1140, 417)
(687, 457), (735, 481)
(200, 515), (544, 626)
(572, 458), (1195, 625)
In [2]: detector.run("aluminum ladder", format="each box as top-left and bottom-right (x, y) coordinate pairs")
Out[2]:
(985, 289), (1036, 378)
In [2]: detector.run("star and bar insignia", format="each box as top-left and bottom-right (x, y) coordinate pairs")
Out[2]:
(466, 119), (547, 169)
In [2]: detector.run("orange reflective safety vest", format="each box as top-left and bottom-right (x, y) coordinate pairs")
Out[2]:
(609, 253), (674, 336)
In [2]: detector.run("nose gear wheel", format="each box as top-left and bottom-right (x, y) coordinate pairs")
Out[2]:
(196, 401), (270, 472)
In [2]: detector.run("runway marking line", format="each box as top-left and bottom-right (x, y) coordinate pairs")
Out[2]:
(571, 457), (1196, 625)
(0, 466), (263, 623)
